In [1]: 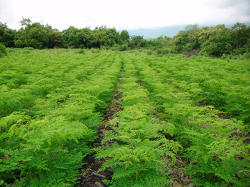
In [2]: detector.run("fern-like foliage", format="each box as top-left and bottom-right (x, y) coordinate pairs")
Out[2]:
(134, 55), (249, 186)
(96, 59), (181, 186)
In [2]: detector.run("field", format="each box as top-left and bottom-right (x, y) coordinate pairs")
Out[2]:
(0, 48), (249, 187)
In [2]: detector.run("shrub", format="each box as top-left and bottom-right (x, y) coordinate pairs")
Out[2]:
(0, 43), (7, 57)
(156, 48), (170, 56)
(77, 49), (85, 54)
(147, 51), (152, 55)
(119, 43), (128, 51)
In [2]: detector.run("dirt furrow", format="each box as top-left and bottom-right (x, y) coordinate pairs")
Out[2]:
(76, 62), (124, 187)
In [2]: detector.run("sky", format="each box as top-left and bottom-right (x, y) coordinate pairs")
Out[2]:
(0, 0), (250, 31)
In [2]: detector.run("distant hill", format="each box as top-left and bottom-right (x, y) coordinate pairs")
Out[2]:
(127, 23), (250, 39)
(128, 25), (185, 39)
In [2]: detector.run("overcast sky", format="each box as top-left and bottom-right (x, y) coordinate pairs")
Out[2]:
(0, 0), (249, 30)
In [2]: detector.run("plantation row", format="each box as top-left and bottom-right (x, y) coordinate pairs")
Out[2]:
(0, 50), (121, 186)
(96, 58), (181, 186)
(133, 57), (248, 186)
(94, 54), (248, 186)
(0, 49), (249, 186)
(140, 55), (250, 124)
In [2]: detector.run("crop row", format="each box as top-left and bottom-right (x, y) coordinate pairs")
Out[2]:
(0, 50), (121, 186)
(136, 55), (250, 124)
(133, 55), (248, 186)
(96, 56), (181, 186)
(0, 51), (104, 118)
(0, 50), (249, 186)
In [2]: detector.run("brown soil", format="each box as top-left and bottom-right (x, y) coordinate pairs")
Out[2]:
(170, 158), (191, 186)
(184, 50), (199, 57)
(217, 113), (231, 119)
(197, 100), (208, 106)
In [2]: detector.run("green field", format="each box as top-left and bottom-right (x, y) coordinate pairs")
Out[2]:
(0, 49), (249, 186)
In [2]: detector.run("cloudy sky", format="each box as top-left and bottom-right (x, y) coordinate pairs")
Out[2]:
(0, 0), (249, 30)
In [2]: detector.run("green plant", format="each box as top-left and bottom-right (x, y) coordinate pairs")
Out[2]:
(119, 43), (128, 51)
(0, 43), (7, 57)
(77, 49), (85, 54)
(0, 49), (248, 186)
(0, 49), (121, 186)
(96, 60), (181, 186)
(134, 55), (248, 186)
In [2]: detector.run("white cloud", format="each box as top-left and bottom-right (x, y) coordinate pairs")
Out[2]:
(0, 0), (249, 30)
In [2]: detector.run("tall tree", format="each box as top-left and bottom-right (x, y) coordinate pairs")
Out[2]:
(0, 22), (16, 47)
(120, 30), (129, 43)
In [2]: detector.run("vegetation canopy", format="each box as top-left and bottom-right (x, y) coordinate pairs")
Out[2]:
(0, 48), (249, 186)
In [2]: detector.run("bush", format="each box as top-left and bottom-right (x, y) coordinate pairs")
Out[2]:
(119, 43), (128, 51)
(0, 43), (7, 57)
(77, 49), (86, 54)
(156, 48), (170, 56)
(242, 52), (250, 59)
(147, 51), (152, 55)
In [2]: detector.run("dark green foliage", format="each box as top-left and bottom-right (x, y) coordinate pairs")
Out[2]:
(119, 43), (128, 51)
(2, 17), (249, 58)
(0, 22), (16, 47)
(77, 49), (86, 54)
(15, 18), (62, 49)
(0, 43), (7, 57)
(62, 26), (120, 49)
(173, 24), (200, 52)
(129, 36), (146, 48)
(232, 22), (250, 49)
(119, 30), (130, 43)
(156, 48), (170, 56)
(92, 26), (119, 48)
(199, 25), (232, 56)
(173, 23), (250, 57)
(62, 26), (93, 48)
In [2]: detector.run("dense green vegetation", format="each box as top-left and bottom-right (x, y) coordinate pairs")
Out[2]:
(0, 43), (7, 57)
(1, 18), (249, 58)
(0, 49), (121, 186)
(173, 24), (250, 57)
(0, 49), (249, 186)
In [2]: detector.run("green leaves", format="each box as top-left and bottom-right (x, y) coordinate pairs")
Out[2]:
(1, 49), (248, 186)
(96, 58), (180, 186)
(0, 50), (122, 186)
(134, 54), (248, 186)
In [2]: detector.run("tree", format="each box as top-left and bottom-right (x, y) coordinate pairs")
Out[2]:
(231, 23), (250, 49)
(199, 25), (232, 56)
(92, 26), (119, 48)
(129, 36), (145, 48)
(173, 24), (200, 52)
(20, 17), (32, 27)
(0, 43), (7, 57)
(15, 18), (62, 48)
(0, 22), (16, 47)
(120, 30), (129, 43)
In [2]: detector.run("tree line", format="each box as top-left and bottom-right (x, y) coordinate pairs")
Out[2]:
(0, 18), (132, 49)
(173, 23), (250, 57)
(0, 18), (249, 57)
